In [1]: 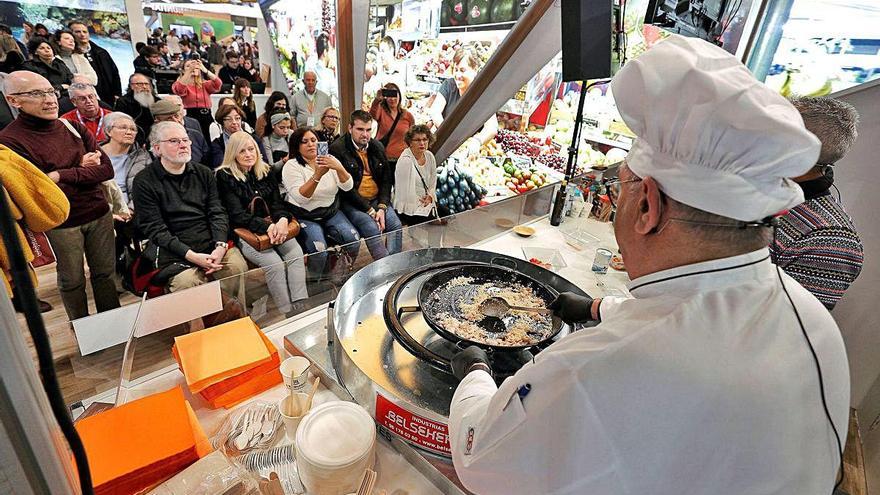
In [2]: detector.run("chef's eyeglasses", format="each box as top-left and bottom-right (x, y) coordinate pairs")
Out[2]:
(604, 177), (642, 209)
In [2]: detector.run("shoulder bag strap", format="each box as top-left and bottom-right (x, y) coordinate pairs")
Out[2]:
(378, 108), (404, 147)
(411, 158), (438, 219)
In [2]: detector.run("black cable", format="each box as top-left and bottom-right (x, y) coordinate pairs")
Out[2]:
(774, 262), (845, 493)
(0, 182), (95, 495)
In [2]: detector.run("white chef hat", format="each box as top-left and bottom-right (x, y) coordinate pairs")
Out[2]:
(610, 35), (821, 222)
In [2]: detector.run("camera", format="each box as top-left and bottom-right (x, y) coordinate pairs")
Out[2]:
(381, 88), (398, 98)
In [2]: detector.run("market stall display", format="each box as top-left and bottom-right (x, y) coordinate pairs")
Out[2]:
(75, 386), (212, 495)
(435, 162), (487, 215)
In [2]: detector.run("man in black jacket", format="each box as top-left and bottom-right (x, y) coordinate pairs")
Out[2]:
(114, 72), (160, 146)
(69, 20), (122, 104)
(131, 121), (247, 293)
(329, 109), (403, 259)
(218, 51), (254, 85)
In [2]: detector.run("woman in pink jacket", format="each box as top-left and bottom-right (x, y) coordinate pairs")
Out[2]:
(172, 59), (222, 140)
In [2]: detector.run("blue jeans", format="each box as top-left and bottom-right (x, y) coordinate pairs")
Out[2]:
(296, 210), (361, 275)
(340, 201), (403, 260)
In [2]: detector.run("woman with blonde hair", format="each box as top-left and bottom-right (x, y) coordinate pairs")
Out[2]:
(172, 58), (222, 141)
(216, 131), (308, 316)
(0, 34), (23, 73)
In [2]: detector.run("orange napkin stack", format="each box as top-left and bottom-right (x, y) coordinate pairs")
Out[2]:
(75, 386), (212, 495)
(172, 317), (282, 409)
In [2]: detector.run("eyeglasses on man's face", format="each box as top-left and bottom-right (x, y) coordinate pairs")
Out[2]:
(11, 89), (60, 100)
(604, 176), (642, 209)
(160, 138), (191, 146)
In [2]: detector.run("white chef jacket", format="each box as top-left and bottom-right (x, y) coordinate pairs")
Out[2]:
(449, 249), (849, 495)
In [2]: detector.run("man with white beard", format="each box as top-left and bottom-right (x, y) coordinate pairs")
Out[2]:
(130, 121), (247, 293)
(114, 72), (162, 146)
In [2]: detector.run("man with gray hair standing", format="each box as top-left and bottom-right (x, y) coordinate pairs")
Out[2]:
(290, 71), (331, 128)
(61, 82), (111, 142)
(770, 96), (864, 310)
(131, 121), (247, 294)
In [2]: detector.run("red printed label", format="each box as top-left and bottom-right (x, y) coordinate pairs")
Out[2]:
(375, 393), (451, 456)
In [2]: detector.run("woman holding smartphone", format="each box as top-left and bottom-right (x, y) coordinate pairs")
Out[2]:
(282, 127), (361, 276)
(370, 83), (414, 168)
(172, 59), (222, 140)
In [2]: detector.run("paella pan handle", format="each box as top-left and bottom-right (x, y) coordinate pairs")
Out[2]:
(490, 256), (518, 271)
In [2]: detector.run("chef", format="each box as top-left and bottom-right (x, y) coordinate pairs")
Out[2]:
(448, 35), (850, 494)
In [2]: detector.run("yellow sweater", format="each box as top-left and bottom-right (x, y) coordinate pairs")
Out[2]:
(0, 145), (70, 296)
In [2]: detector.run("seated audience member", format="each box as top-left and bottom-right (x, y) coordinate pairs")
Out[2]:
(255, 91), (289, 136)
(0, 33), (24, 73)
(58, 74), (109, 114)
(173, 59), (221, 141)
(313, 106), (340, 144)
(0, 71), (119, 320)
(208, 96), (255, 140)
(156, 42), (172, 68)
(282, 126), (360, 275)
(61, 82), (111, 142)
(206, 36), (223, 70)
(132, 45), (163, 80)
(114, 72), (160, 145)
(0, 24), (27, 59)
(178, 40), (197, 63)
(290, 71), (331, 128)
(53, 30), (97, 86)
(234, 78), (257, 128)
(101, 112), (149, 210)
(0, 139), (69, 314)
(770, 96), (865, 310)
(329, 110), (403, 260)
(262, 110), (292, 174)
(33, 23), (49, 38)
(131, 121), (248, 293)
(218, 50), (253, 85)
(22, 36), (72, 94)
(242, 58), (261, 83)
(210, 103), (268, 168)
(394, 125), (437, 226)
(69, 20), (122, 104)
(150, 98), (209, 166)
(216, 131), (308, 315)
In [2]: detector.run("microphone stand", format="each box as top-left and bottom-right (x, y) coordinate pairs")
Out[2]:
(550, 79), (609, 226)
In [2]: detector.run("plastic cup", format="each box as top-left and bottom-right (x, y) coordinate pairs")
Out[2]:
(280, 356), (311, 391)
(278, 392), (311, 440)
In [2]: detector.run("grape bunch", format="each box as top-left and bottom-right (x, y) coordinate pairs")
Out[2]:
(536, 153), (566, 173)
(321, 0), (334, 36)
(495, 129), (540, 157)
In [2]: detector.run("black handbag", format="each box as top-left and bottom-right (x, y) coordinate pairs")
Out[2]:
(287, 196), (340, 223)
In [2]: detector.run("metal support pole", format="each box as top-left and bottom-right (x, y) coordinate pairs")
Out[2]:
(745, 0), (795, 81)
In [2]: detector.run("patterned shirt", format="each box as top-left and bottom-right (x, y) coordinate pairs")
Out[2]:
(770, 178), (863, 310)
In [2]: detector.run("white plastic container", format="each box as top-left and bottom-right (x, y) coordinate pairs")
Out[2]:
(295, 401), (376, 495)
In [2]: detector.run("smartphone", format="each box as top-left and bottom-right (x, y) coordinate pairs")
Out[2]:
(381, 88), (398, 97)
(317, 142), (329, 156)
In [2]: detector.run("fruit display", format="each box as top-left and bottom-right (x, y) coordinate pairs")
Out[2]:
(495, 129), (542, 157)
(499, 160), (549, 195)
(417, 39), (496, 78)
(436, 164), (488, 216)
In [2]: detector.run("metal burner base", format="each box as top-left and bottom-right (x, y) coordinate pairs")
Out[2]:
(318, 248), (589, 461)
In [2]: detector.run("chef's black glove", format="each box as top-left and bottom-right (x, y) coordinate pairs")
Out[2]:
(549, 292), (595, 324)
(451, 346), (492, 381)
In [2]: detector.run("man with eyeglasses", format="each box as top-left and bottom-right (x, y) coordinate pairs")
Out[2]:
(446, 37), (848, 494)
(0, 70), (120, 320)
(61, 83), (112, 142)
(131, 121), (247, 294)
(150, 98), (210, 167)
(114, 72), (162, 146)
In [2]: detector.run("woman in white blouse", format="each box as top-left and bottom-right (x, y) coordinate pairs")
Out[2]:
(394, 125), (438, 225)
(282, 127), (362, 274)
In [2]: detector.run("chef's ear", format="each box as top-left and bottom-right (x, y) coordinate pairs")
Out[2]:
(633, 176), (663, 235)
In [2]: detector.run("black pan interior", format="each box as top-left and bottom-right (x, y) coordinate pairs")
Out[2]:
(418, 264), (563, 349)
